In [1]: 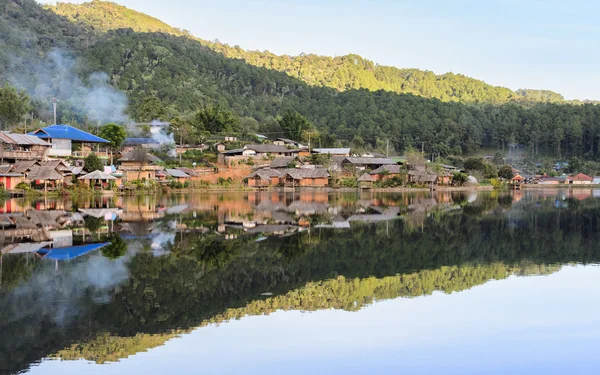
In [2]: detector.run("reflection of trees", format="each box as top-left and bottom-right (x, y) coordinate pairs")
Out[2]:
(101, 234), (128, 260)
(3, 197), (600, 373)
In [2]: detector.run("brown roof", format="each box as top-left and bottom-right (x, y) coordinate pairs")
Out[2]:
(358, 173), (374, 182)
(270, 156), (297, 168)
(40, 160), (70, 171)
(344, 157), (396, 165)
(0, 165), (12, 174)
(12, 160), (39, 174)
(247, 168), (281, 179)
(408, 171), (438, 183)
(245, 144), (299, 154)
(569, 173), (593, 182)
(370, 165), (402, 175)
(0, 133), (51, 146)
(283, 168), (329, 179)
(27, 166), (64, 181)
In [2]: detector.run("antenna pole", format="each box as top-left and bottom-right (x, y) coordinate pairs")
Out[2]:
(52, 98), (57, 125)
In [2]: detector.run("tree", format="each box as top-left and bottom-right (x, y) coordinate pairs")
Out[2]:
(0, 84), (30, 129)
(84, 152), (103, 172)
(277, 110), (313, 140)
(453, 172), (469, 185)
(405, 148), (426, 169)
(464, 158), (486, 172)
(194, 104), (240, 134)
(136, 96), (167, 122)
(99, 123), (127, 164)
(102, 234), (128, 259)
(498, 165), (514, 180)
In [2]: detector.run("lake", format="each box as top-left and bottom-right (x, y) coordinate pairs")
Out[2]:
(1, 189), (600, 374)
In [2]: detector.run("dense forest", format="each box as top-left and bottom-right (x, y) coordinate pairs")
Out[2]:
(2, 0), (600, 161)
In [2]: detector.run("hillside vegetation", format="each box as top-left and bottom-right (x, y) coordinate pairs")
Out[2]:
(2, 0), (600, 161)
(49, 0), (561, 105)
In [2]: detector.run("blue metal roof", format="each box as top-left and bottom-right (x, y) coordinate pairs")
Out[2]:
(123, 137), (160, 145)
(36, 242), (110, 261)
(29, 125), (110, 143)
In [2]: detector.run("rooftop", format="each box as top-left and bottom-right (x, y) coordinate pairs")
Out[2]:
(123, 137), (160, 146)
(344, 157), (396, 165)
(370, 164), (402, 175)
(0, 133), (51, 146)
(312, 148), (351, 155)
(165, 168), (191, 178)
(29, 125), (109, 143)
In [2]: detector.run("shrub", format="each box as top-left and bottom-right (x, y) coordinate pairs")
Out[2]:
(15, 182), (30, 190)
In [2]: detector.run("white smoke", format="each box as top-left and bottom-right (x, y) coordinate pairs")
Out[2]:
(8, 49), (130, 125)
(148, 120), (177, 157)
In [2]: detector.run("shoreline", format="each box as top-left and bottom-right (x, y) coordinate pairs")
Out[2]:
(8, 184), (600, 197)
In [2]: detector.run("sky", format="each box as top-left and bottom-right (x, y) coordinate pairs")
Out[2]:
(37, 0), (600, 100)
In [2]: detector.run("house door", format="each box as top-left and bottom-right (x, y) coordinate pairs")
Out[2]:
(6, 177), (10, 189)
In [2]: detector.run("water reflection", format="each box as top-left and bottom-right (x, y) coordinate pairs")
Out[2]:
(1, 189), (600, 374)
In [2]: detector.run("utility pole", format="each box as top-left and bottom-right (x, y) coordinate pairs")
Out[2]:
(386, 139), (389, 157)
(52, 98), (57, 125)
(422, 141), (425, 155)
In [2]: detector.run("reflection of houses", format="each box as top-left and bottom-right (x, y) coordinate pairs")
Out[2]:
(29, 125), (109, 158)
(0, 133), (51, 162)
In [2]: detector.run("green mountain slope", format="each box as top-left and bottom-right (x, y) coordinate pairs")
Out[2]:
(48, 0), (558, 105)
(3, 0), (600, 161)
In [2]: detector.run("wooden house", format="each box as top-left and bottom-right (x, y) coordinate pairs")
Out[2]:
(282, 168), (330, 187)
(0, 133), (51, 162)
(370, 164), (403, 181)
(246, 169), (281, 187)
(117, 150), (162, 183)
(568, 173), (593, 185)
(29, 125), (109, 158)
(358, 173), (374, 189)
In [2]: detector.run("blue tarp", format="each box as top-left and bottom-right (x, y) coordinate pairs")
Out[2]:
(29, 125), (109, 143)
(36, 242), (110, 261)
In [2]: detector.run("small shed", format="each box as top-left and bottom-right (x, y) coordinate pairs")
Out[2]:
(165, 168), (191, 181)
(358, 173), (374, 189)
(78, 170), (117, 189)
(27, 166), (65, 191)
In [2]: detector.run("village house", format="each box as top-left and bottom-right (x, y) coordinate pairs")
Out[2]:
(29, 125), (110, 158)
(246, 168), (282, 188)
(567, 173), (593, 185)
(0, 170), (25, 190)
(312, 148), (352, 157)
(369, 164), (403, 181)
(165, 168), (191, 181)
(282, 168), (330, 187)
(122, 138), (160, 153)
(407, 170), (438, 186)
(219, 144), (301, 166)
(358, 173), (375, 189)
(342, 157), (397, 174)
(0, 133), (51, 162)
(26, 165), (65, 191)
(270, 156), (300, 169)
(117, 150), (163, 183)
(273, 138), (305, 148)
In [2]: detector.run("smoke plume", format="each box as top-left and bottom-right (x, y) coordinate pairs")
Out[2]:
(8, 49), (129, 125)
(148, 120), (177, 157)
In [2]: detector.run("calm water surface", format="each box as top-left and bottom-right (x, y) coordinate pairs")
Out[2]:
(1, 189), (600, 374)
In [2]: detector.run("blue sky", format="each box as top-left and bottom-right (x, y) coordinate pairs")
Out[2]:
(38, 1), (600, 100)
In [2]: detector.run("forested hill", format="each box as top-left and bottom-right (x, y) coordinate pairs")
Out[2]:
(48, 0), (562, 105)
(5, 0), (600, 161)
